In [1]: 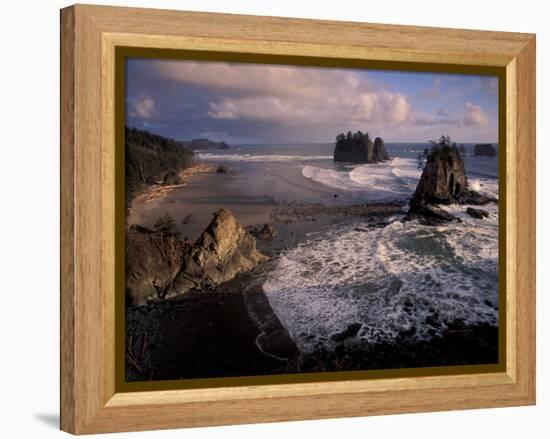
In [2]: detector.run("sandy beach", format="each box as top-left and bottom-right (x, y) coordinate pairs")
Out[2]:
(128, 167), (279, 241)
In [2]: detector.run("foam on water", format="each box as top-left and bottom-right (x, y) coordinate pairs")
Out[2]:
(263, 204), (498, 353)
(198, 152), (332, 162)
(302, 158), (421, 201)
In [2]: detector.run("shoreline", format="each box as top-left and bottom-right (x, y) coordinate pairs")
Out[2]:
(130, 163), (215, 208)
(125, 157), (499, 382)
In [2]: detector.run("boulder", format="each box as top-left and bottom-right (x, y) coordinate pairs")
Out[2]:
(466, 207), (490, 219)
(216, 165), (230, 174)
(330, 323), (362, 342)
(252, 224), (278, 241)
(460, 190), (498, 205)
(474, 143), (497, 157)
(162, 171), (182, 185)
(406, 205), (459, 225)
(174, 209), (269, 293)
(334, 131), (389, 163)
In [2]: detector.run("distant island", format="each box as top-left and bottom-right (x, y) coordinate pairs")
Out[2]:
(185, 138), (230, 151)
(333, 131), (389, 163)
(473, 143), (497, 157)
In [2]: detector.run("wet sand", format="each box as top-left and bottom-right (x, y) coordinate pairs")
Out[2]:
(127, 169), (278, 240)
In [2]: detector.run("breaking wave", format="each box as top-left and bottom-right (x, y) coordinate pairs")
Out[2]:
(263, 203), (499, 353)
(301, 157), (421, 200)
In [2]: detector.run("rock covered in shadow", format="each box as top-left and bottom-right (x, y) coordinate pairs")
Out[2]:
(251, 223), (278, 241)
(162, 171), (183, 185)
(373, 137), (390, 161)
(330, 323), (362, 342)
(125, 224), (188, 306)
(466, 207), (490, 219)
(126, 209), (268, 305)
(408, 204), (461, 226)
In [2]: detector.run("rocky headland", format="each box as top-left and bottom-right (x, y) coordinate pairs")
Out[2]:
(125, 126), (194, 205)
(185, 138), (230, 151)
(334, 131), (389, 163)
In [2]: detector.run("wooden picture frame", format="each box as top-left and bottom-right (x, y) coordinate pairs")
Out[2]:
(60, 4), (536, 434)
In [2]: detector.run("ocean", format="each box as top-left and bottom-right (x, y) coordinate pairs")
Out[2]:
(197, 143), (500, 352)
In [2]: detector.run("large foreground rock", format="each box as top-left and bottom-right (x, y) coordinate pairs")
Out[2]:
(174, 209), (268, 293)
(126, 209), (268, 305)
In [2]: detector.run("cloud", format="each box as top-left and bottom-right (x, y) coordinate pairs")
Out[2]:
(129, 97), (156, 119)
(422, 78), (442, 98)
(481, 77), (498, 95)
(126, 58), (499, 143)
(463, 102), (489, 126)
(154, 60), (358, 99)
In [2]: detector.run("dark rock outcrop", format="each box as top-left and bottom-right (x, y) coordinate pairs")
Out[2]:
(252, 224), (278, 241)
(408, 205), (460, 226)
(334, 131), (389, 163)
(466, 207), (490, 219)
(410, 145), (468, 206)
(125, 225), (188, 306)
(407, 137), (496, 224)
(331, 323), (362, 342)
(126, 209), (268, 305)
(125, 126), (193, 204)
(162, 171), (183, 185)
(216, 165), (230, 174)
(186, 138), (230, 151)
(474, 143), (497, 157)
(373, 137), (390, 161)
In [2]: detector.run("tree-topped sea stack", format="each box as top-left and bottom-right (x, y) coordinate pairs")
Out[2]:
(408, 136), (496, 224)
(333, 131), (389, 163)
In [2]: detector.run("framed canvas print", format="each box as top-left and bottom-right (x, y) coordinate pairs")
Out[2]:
(60, 4), (536, 434)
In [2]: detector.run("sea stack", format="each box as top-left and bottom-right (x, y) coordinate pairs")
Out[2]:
(473, 143), (497, 157)
(410, 144), (468, 207)
(407, 137), (497, 224)
(333, 131), (389, 163)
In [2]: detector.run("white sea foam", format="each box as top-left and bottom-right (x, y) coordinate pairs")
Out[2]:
(302, 158), (421, 200)
(263, 208), (499, 353)
(197, 152), (332, 162)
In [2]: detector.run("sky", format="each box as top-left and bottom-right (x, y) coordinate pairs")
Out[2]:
(126, 58), (499, 144)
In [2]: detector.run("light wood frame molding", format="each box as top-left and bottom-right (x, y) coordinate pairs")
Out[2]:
(60, 4), (536, 434)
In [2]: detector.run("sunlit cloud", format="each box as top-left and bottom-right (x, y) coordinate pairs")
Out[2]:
(463, 102), (489, 126)
(129, 97), (156, 119)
